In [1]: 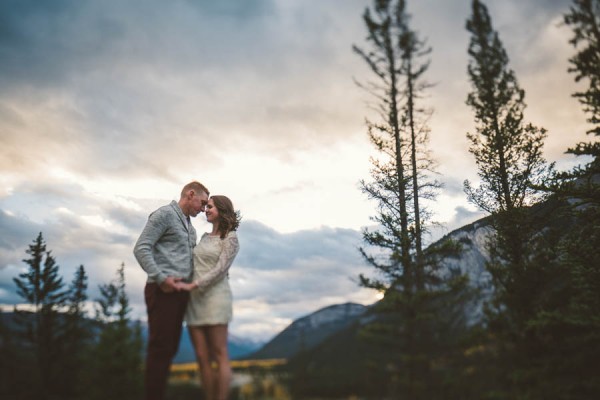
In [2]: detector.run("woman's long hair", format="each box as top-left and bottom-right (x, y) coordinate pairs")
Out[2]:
(211, 195), (241, 238)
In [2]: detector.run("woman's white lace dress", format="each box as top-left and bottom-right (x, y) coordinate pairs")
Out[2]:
(185, 231), (240, 326)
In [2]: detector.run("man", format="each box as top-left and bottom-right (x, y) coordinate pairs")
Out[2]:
(134, 181), (209, 400)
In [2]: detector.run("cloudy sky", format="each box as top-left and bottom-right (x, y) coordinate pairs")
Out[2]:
(0, 0), (590, 342)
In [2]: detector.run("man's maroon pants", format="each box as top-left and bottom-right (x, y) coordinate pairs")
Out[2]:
(144, 283), (189, 400)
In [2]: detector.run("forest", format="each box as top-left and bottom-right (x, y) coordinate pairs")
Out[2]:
(1, 0), (599, 399)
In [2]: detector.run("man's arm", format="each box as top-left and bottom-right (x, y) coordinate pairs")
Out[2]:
(134, 209), (169, 285)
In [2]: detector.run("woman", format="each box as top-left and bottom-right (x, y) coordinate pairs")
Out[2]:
(176, 195), (240, 400)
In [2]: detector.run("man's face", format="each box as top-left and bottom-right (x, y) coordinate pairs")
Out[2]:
(189, 191), (209, 217)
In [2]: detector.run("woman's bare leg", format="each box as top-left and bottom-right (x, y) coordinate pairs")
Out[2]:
(206, 324), (231, 400)
(188, 326), (215, 399)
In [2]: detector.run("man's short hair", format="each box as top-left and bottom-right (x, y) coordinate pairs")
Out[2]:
(181, 181), (210, 198)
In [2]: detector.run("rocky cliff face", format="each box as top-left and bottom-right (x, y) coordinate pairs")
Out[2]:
(294, 302), (366, 329)
(437, 219), (494, 322)
(247, 302), (367, 359)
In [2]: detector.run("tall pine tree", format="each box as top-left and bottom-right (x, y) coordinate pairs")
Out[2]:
(522, 2), (600, 398)
(87, 263), (142, 400)
(59, 264), (92, 398)
(13, 232), (67, 398)
(464, 0), (552, 396)
(0, 310), (31, 397)
(464, 0), (548, 216)
(396, 2), (436, 272)
(354, 1), (471, 398)
(566, 0), (600, 140)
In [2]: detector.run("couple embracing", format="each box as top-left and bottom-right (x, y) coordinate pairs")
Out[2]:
(134, 181), (241, 400)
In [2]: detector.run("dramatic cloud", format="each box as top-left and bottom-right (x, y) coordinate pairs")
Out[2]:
(0, 0), (370, 182)
(0, 0), (592, 341)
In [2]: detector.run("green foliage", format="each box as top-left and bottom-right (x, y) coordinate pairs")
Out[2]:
(354, 0), (413, 276)
(0, 312), (39, 398)
(464, 0), (550, 215)
(12, 232), (68, 398)
(165, 383), (203, 400)
(361, 248), (478, 399)
(464, 0), (549, 323)
(59, 265), (93, 398)
(517, 1), (600, 396)
(525, 1), (600, 384)
(526, 205), (600, 399)
(462, 1), (568, 398)
(287, 322), (388, 398)
(563, 0), (600, 182)
(5, 235), (144, 400)
(565, 0), (600, 137)
(14, 233), (67, 311)
(460, 2), (600, 399)
(354, 2), (475, 398)
(86, 263), (143, 400)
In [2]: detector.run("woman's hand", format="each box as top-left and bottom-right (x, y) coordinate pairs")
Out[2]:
(160, 276), (183, 293)
(174, 281), (199, 291)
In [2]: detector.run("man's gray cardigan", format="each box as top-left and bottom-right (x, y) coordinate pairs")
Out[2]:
(134, 200), (197, 284)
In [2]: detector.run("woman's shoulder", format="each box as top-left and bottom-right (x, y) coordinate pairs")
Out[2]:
(201, 231), (237, 240)
(226, 230), (238, 239)
(225, 231), (239, 248)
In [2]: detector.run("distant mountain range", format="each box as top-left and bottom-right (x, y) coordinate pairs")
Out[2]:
(243, 218), (495, 363)
(139, 322), (263, 362)
(246, 302), (368, 360)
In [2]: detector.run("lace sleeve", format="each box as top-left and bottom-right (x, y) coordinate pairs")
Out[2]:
(195, 233), (240, 292)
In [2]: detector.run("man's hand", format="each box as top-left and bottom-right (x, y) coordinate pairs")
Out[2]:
(174, 281), (199, 292)
(159, 276), (183, 293)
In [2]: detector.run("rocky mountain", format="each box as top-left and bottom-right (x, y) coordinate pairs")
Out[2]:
(436, 217), (493, 322)
(244, 221), (495, 362)
(280, 221), (497, 397)
(283, 197), (584, 398)
(246, 302), (367, 360)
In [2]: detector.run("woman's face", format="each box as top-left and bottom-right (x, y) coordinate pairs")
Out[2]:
(205, 198), (220, 224)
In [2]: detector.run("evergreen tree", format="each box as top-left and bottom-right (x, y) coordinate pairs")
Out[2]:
(65, 265), (89, 334)
(87, 263), (142, 400)
(565, 0), (600, 140)
(13, 232), (67, 398)
(395, 1), (436, 271)
(0, 312), (24, 396)
(464, 1), (553, 396)
(353, 0), (412, 282)
(353, 2), (421, 395)
(354, 1), (472, 398)
(521, 2), (600, 398)
(526, 203), (600, 399)
(60, 264), (92, 398)
(0, 314), (7, 393)
(464, 0), (549, 217)
(563, 0), (600, 190)
(561, 0), (600, 181)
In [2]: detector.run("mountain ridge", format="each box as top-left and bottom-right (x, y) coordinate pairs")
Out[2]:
(246, 302), (368, 360)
